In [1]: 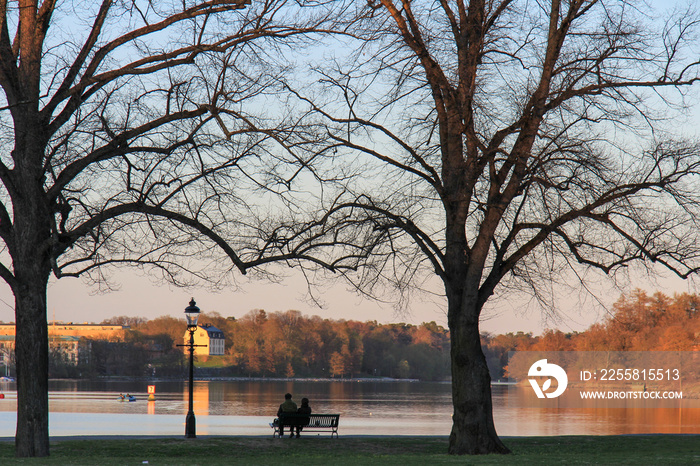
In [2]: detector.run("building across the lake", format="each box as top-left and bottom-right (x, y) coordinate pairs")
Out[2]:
(183, 323), (225, 356)
(0, 322), (128, 339)
(49, 335), (82, 364)
(0, 323), (129, 365)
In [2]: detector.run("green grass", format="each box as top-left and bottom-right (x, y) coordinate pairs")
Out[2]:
(0, 435), (698, 465)
(192, 356), (230, 368)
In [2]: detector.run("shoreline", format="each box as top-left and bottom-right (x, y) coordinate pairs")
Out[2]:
(2, 432), (699, 442)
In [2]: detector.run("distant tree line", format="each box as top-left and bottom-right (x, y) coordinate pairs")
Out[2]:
(47, 311), (451, 380)
(47, 290), (699, 380)
(219, 310), (451, 380)
(482, 290), (700, 379)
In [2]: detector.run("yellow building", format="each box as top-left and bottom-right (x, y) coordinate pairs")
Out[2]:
(0, 323), (128, 366)
(183, 323), (225, 356)
(0, 323), (128, 339)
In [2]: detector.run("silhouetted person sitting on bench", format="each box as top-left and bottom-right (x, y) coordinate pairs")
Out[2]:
(295, 397), (312, 438)
(276, 393), (298, 438)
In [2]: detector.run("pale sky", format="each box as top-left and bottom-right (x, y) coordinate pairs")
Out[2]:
(0, 262), (696, 335)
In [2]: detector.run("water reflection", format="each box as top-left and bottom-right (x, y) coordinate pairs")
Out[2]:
(493, 385), (700, 436)
(0, 380), (698, 437)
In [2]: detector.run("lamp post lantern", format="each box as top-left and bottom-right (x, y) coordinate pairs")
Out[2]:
(184, 298), (200, 439)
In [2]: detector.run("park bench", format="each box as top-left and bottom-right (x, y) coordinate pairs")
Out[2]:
(270, 413), (340, 438)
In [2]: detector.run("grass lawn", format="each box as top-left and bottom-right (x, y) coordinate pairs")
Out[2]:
(0, 435), (698, 465)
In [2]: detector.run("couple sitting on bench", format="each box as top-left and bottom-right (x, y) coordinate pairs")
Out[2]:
(275, 393), (311, 438)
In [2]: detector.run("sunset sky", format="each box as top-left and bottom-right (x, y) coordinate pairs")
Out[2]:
(0, 261), (696, 335)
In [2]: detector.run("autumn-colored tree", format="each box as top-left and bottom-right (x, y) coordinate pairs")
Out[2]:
(659, 326), (695, 351)
(347, 331), (364, 377)
(137, 316), (185, 345)
(530, 330), (573, 351)
(487, 332), (535, 353)
(328, 351), (346, 378)
(574, 323), (612, 351)
(414, 322), (450, 352)
(296, 316), (326, 374)
(236, 310), (276, 375)
(574, 290), (700, 351)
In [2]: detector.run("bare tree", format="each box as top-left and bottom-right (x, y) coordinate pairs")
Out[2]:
(289, 0), (700, 454)
(0, 0), (361, 457)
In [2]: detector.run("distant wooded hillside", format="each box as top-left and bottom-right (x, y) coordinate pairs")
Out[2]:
(100, 310), (452, 380)
(44, 289), (699, 380)
(482, 290), (700, 379)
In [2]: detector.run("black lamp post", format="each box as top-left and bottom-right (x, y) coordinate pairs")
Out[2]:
(184, 298), (200, 439)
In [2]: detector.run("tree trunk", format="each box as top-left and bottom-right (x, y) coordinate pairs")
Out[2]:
(14, 270), (50, 457)
(11, 134), (52, 457)
(447, 293), (510, 455)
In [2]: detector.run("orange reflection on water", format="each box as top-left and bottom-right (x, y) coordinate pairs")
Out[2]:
(191, 383), (210, 415)
(577, 406), (700, 434)
(498, 386), (700, 436)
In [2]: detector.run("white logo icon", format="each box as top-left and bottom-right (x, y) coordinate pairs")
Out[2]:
(528, 359), (568, 398)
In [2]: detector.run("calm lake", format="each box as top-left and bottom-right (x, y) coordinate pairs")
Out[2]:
(0, 379), (698, 437)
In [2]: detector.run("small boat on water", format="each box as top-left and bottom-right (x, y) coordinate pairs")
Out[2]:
(119, 394), (137, 402)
